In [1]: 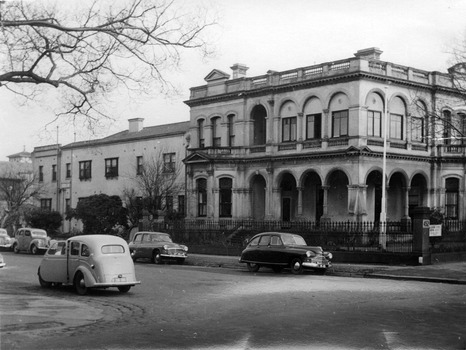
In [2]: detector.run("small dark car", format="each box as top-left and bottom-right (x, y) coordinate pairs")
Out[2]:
(128, 231), (188, 264)
(239, 232), (332, 275)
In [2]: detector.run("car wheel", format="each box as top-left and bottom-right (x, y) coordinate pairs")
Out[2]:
(290, 258), (303, 275)
(31, 245), (38, 255)
(247, 262), (260, 272)
(74, 271), (88, 295)
(272, 266), (283, 273)
(118, 285), (131, 293)
(13, 244), (19, 254)
(152, 250), (162, 264)
(38, 268), (52, 288)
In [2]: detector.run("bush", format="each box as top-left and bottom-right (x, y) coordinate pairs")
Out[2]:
(25, 209), (62, 234)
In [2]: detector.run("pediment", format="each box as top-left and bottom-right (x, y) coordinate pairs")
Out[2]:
(204, 69), (230, 83)
(184, 152), (212, 164)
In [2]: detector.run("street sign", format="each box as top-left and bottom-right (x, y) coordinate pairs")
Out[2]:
(429, 224), (442, 237)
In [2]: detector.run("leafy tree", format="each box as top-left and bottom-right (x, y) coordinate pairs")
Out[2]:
(25, 209), (62, 235)
(70, 194), (128, 235)
(0, 0), (216, 127)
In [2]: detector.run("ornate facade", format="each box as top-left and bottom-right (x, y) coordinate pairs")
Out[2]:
(184, 48), (466, 223)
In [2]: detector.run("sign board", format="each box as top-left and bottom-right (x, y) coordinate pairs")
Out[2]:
(429, 224), (442, 237)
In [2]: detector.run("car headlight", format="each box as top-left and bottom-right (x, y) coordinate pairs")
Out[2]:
(163, 245), (169, 251)
(326, 252), (333, 260)
(182, 245), (188, 252)
(306, 251), (316, 258)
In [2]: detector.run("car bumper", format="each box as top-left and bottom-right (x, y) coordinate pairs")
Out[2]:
(90, 281), (141, 288)
(303, 261), (331, 269)
(161, 253), (187, 259)
(0, 244), (12, 249)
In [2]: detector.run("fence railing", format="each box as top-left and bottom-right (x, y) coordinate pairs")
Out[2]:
(143, 220), (415, 254)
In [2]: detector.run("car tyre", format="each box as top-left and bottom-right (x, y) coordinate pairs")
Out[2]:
(13, 244), (19, 254)
(118, 285), (131, 293)
(38, 268), (52, 288)
(152, 250), (162, 264)
(74, 271), (88, 295)
(290, 258), (304, 275)
(247, 262), (260, 272)
(31, 245), (38, 255)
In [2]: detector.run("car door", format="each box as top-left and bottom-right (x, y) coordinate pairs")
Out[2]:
(131, 233), (143, 259)
(140, 233), (152, 258)
(254, 234), (270, 263)
(40, 241), (68, 283)
(264, 235), (287, 264)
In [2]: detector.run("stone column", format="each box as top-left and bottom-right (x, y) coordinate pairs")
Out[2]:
(265, 164), (275, 220)
(320, 185), (331, 222)
(412, 207), (432, 265)
(297, 186), (303, 216)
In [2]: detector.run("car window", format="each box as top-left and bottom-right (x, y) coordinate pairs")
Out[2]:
(270, 236), (283, 246)
(134, 234), (142, 243)
(151, 234), (172, 243)
(248, 236), (260, 246)
(47, 242), (66, 255)
(281, 234), (307, 246)
(25, 230), (31, 237)
(258, 235), (270, 246)
(101, 245), (125, 254)
(46, 242), (59, 255)
(70, 241), (80, 255)
(143, 234), (151, 243)
(81, 244), (90, 257)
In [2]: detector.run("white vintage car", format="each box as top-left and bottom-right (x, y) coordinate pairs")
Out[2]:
(0, 228), (14, 250)
(13, 228), (50, 254)
(38, 235), (140, 295)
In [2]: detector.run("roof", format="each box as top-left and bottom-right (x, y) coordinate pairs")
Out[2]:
(7, 151), (31, 158)
(62, 121), (190, 150)
(69, 234), (128, 246)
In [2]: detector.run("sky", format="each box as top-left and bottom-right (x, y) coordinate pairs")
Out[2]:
(1, 0), (466, 160)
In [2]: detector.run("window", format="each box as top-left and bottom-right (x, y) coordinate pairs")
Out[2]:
(197, 178), (207, 217)
(52, 164), (57, 182)
(198, 119), (205, 148)
(40, 198), (52, 211)
(445, 178), (459, 219)
(70, 241), (80, 256)
(227, 115), (235, 146)
(368, 111), (382, 137)
(390, 114), (403, 140)
(81, 244), (90, 257)
(101, 245), (125, 254)
(411, 117), (424, 142)
(178, 195), (185, 215)
(39, 166), (44, 182)
(212, 117), (221, 147)
(219, 178), (232, 217)
(166, 195), (173, 212)
(282, 117), (297, 142)
(258, 235), (270, 246)
(66, 163), (71, 178)
(332, 110), (348, 137)
(105, 158), (119, 178)
(306, 114), (321, 139)
(79, 161), (92, 180)
(65, 198), (71, 212)
(163, 153), (176, 173)
(136, 156), (143, 175)
(270, 236), (283, 246)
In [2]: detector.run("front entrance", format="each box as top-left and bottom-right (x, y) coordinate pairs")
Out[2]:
(282, 197), (291, 222)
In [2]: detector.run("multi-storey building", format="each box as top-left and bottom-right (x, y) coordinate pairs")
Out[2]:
(33, 119), (189, 233)
(184, 48), (466, 223)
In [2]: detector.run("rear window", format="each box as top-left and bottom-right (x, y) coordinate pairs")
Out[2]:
(101, 245), (125, 254)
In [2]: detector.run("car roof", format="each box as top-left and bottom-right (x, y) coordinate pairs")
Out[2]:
(136, 231), (169, 235)
(68, 235), (127, 246)
(18, 228), (47, 232)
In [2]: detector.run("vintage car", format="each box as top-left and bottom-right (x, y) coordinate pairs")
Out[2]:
(0, 228), (14, 250)
(0, 253), (5, 268)
(13, 228), (50, 254)
(239, 232), (332, 275)
(38, 235), (140, 295)
(129, 231), (188, 264)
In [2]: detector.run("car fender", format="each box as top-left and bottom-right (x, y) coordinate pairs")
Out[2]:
(75, 266), (98, 287)
(30, 238), (43, 248)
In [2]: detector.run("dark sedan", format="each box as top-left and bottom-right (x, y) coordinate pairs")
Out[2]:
(239, 232), (332, 274)
(129, 231), (188, 264)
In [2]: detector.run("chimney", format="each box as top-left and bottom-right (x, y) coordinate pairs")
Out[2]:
(354, 47), (383, 60)
(128, 118), (144, 133)
(230, 63), (249, 79)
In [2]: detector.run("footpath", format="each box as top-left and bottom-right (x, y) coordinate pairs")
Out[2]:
(186, 254), (466, 285)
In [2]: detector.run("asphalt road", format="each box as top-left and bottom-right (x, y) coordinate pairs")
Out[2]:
(1, 252), (465, 350)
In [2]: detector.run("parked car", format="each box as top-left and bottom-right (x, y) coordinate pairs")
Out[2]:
(129, 231), (188, 264)
(38, 235), (140, 295)
(0, 229), (14, 250)
(0, 253), (5, 268)
(13, 228), (51, 254)
(239, 232), (332, 275)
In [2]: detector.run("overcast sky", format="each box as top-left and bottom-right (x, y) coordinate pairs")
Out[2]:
(1, 0), (466, 160)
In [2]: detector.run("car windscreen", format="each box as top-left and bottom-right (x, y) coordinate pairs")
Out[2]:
(281, 234), (307, 246)
(150, 234), (172, 243)
(31, 230), (47, 237)
(101, 245), (125, 254)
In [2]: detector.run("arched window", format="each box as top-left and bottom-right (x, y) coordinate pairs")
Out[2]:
(389, 97), (406, 140)
(196, 178), (207, 217)
(280, 101), (297, 142)
(366, 92), (383, 137)
(211, 117), (221, 147)
(329, 93), (349, 138)
(412, 101), (426, 142)
(251, 105), (267, 145)
(198, 119), (205, 148)
(219, 178), (232, 217)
